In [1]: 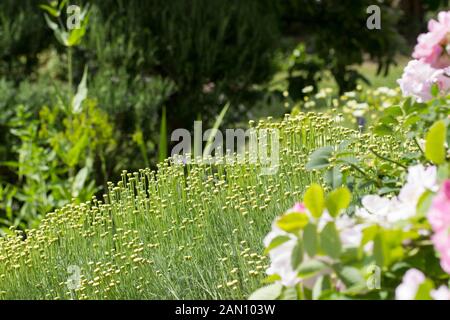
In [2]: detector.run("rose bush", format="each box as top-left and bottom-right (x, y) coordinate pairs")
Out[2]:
(251, 10), (450, 300)
(251, 122), (449, 299)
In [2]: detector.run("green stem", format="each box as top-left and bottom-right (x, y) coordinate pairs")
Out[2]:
(346, 162), (382, 188)
(67, 46), (74, 178)
(68, 47), (73, 98)
(369, 148), (407, 169)
(67, 46), (74, 135)
(414, 137), (425, 156)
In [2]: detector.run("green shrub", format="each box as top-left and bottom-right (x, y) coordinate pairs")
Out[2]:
(280, 0), (406, 92)
(1, 0), (280, 172)
(0, 0), (50, 81)
(0, 99), (115, 232)
(79, 0), (280, 168)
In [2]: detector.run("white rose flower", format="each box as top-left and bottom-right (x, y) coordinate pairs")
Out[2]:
(395, 269), (426, 300)
(431, 286), (450, 300)
(356, 165), (438, 227)
(264, 204), (363, 288)
(263, 223), (298, 287)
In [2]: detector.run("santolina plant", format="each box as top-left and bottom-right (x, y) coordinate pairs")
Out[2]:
(0, 113), (405, 299)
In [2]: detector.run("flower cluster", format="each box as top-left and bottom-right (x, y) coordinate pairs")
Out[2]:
(396, 269), (450, 300)
(258, 162), (449, 300)
(258, 108), (449, 299)
(398, 11), (450, 102)
(413, 11), (450, 68)
(356, 165), (438, 227)
(398, 60), (450, 102)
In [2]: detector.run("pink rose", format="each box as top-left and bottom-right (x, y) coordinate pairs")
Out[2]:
(413, 11), (450, 68)
(290, 202), (306, 213)
(428, 180), (450, 231)
(397, 60), (450, 102)
(428, 180), (450, 274)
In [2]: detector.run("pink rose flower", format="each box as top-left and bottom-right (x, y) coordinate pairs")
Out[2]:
(397, 60), (450, 102)
(290, 202), (306, 213)
(413, 11), (450, 68)
(428, 180), (450, 231)
(428, 180), (450, 274)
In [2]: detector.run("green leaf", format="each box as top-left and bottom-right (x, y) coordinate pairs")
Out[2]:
(43, 13), (58, 31)
(403, 114), (421, 129)
(39, 4), (60, 17)
(402, 97), (412, 114)
(276, 212), (309, 233)
(312, 275), (332, 300)
(415, 279), (434, 300)
(425, 120), (447, 165)
(297, 259), (328, 278)
(67, 8), (89, 47)
(264, 235), (291, 254)
(304, 183), (324, 218)
(72, 66), (88, 113)
(280, 286), (298, 300)
(262, 274), (281, 284)
(361, 225), (378, 247)
(373, 232), (386, 267)
(65, 134), (89, 167)
(248, 283), (283, 300)
(306, 146), (333, 170)
(291, 238), (304, 270)
(383, 105), (402, 117)
(379, 115), (399, 126)
(408, 101), (427, 114)
(334, 266), (365, 289)
(416, 190), (434, 218)
(54, 29), (69, 46)
(203, 103), (229, 158)
(437, 164), (449, 181)
(67, 26), (87, 47)
(319, 222), (341, 259)
(303, 223), (318, 257)
(324, 166), (343, 189)
(325, 187), (351, 217)
(72, 167), (88, 198)
(373, 124), (393, 136)
(58, 0), (68, 10)
(431, 83), (439, 97)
